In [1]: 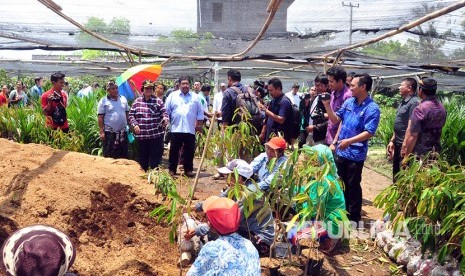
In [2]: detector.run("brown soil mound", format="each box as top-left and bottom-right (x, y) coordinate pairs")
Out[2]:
(0, 138), (179, 275)
(0, 138), (394, 275)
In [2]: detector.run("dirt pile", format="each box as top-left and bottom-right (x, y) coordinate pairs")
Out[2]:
(0, 138), (179, 275)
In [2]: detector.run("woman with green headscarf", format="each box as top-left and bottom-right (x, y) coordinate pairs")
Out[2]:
(289, 144), (347, 253)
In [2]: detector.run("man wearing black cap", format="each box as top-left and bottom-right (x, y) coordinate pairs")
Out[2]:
(401, 77), (447, 161)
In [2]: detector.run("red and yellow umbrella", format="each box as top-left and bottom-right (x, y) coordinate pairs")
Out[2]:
(116, 64), (162, 100)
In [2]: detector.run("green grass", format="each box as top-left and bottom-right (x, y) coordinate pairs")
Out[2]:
(365, 145), (392, 179)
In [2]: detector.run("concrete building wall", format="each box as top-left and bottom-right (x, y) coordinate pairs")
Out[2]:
(197, 0), (295, 35)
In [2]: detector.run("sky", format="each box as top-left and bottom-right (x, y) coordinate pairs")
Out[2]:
(0, 0), (463, 59)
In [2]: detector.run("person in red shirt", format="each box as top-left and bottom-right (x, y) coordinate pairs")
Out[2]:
(0, 85), (8, 106)
(41, 72), (69, 132)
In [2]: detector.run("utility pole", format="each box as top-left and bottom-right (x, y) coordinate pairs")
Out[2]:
(342, 2), (359, 45)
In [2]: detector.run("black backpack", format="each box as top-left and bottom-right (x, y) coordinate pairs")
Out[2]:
(270, 95), (300, 141)
(51, 105), (67, 126)
(230, 86), (263, 132)
(288, 101), (301, 140)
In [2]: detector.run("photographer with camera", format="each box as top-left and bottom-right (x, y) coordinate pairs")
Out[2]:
(41, 72), (69, 132)
(303, 74), (330, 146)
(321, 73), (380, 224)
(253, 80), (269, 105)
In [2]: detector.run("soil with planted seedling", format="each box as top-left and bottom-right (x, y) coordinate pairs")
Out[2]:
(0, 138), (395, 275)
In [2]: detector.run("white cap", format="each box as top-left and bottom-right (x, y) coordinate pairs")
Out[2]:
(217, 159), (253, 179)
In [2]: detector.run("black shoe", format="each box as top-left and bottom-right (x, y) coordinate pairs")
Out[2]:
(184, 171), (195, 178)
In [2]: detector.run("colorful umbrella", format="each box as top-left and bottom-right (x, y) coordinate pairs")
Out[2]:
(115, 64), (162, 101)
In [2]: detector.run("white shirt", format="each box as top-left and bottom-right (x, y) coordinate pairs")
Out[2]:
(77, 86), (93, 98)
(212, 91), (224, 120)
(165, 90), (204, 135)
(285, 91), (302, 107)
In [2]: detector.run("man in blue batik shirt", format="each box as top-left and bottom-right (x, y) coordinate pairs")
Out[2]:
(249, 137), (288, 192)
(322, 73), (380, 223)
(186, 196), (261, 276)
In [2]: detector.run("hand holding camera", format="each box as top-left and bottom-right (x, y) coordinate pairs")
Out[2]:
(320, 92), (331, 101)
(47, 91), (61, 103)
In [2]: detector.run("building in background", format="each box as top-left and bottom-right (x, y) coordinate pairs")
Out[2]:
(197, 0), (295, 37)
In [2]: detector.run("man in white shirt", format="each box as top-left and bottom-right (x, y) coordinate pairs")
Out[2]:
(213, 83), (226, 129)
(285, 83), (302, 107)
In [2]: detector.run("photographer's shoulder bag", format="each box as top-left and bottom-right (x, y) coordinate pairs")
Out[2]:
(51, 104), (67, 126)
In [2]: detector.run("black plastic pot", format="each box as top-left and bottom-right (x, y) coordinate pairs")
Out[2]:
(269, 267), (279, 276)
(306, 258), (324, 276)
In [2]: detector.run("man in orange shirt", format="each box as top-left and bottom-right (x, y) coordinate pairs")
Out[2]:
(41, 72), (69, 132)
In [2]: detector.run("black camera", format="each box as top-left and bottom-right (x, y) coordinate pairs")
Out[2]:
(300, 93), (311, 100)
(254, 80), (268, 97)
(51, 91), (62, 103)
(320, 93), (331, 101)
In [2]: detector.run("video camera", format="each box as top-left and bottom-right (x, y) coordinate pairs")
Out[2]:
(253, 80), (268, 97)
(320, 92), (331, 101)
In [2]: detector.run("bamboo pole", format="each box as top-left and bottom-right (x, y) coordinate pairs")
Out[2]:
(161, 56), (175, 67)
(266, 0), (278, 12)
(260, 64), (307, 77)
(186, 115), (217, 208)
(231, 0), (284, 58)
(0, 32), (51, 46)
(118, 52), (132, 67)
(324, 0), (465, 58)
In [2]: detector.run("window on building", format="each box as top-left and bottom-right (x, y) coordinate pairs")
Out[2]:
(212, 3), (223, 23)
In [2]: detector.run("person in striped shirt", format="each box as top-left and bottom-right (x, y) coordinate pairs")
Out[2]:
(129, 80), (169, 171)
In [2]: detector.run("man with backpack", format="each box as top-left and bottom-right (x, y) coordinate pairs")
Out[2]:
(41, 72), (69, 133)
(221, 69), (263, 134)
(257, 78), (294, 144)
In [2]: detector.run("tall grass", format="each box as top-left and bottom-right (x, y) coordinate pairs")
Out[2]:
(373, 106), (396, 146)
(0, 93), (102, 154)
(440, 97), (465, 165)
(67, 93), (100, 153)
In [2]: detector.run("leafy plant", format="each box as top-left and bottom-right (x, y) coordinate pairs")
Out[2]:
(372, 106), (396, 146)
(195, 114), (263, 166)
(67, 93), (101, 153)
(147, 169), (177, 196)
(149, 175), (188, 243)
(254, 147), (349, 260)
(374, 157), (465, 272)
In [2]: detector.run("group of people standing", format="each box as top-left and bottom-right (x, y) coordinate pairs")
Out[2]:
(96, 65), (447, 226)
(0, 76), (71, 108)
(0, 67), (448, 276)
(98, 76), (204, 177)
(2, 68), (447, 226)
